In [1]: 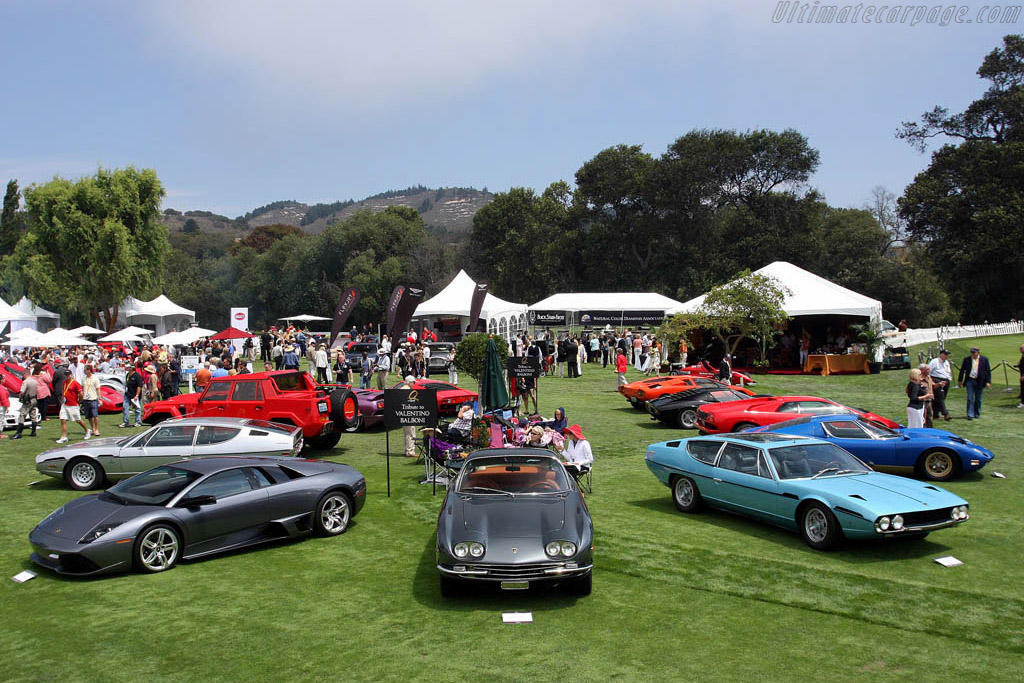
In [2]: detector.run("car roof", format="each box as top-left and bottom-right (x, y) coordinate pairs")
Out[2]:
(679, 433), (815, 447)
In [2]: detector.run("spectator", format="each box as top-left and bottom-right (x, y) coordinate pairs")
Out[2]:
(446, 347), (458, 384)
(81, 364), (102, 438)
(957, 346), (992, 420)
(445, 403), (474, 443)
(560, 424), (593, 478)
(12, 368), (39, 439)
(616, 347), (628, 388)
(360, 351), (372, 390)
(314, 344), (330, 383)
(375, 347), (391, 390)
(0, 376), (9, 439)
(906, 368), (931, 428)
(195, 361), (213, 390)
(120, 363), (144, 427)
(282, 345), (300, 371)
(34, 363), (53, 422)
(1013, 343), (1024, 409)
(56, 374), (90, 443)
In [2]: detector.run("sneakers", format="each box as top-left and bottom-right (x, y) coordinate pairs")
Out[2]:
(56, 436), (69, 443)
(117, 422), (129, 428)
(1017, 403), (1024, 409)
(134, 422), (143, 427)
(84, 429), (92, 440)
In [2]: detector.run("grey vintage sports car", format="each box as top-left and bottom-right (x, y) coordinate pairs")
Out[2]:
(30, 456), (366, 576)
(35, 417), (304, 491)
(436, 448), (593, 596)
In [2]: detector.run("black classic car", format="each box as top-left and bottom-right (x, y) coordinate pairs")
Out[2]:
(647, 387), (762, 429)
(436, 448), (593, 596)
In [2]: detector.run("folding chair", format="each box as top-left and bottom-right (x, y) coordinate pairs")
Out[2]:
(572, 464), (592, 494)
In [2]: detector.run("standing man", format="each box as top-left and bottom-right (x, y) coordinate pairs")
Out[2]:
(260, 329), (272, 363)
(1013, 343), (1024, 409)
(282, 345), (300, 371)
(120, 363), (143, 428)
(195, 361), (213, 390)
(360, 351), (372, 390)
(56, 373), (90, 443)
(12, 367), (39, 439)
(375, 347), (391, 390)
(81, 364), (102, 438)
(957, 346), (992, 420)
(928, 349), (953, 421)
(615, 346), (629, 389)
(314, 344), (330, 383)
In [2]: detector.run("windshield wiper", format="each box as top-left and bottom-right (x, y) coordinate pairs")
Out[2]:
(811, 467), (840, 479)
(460, 486), (514, 497)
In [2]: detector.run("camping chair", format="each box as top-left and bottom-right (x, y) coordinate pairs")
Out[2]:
(571, 462), (592, 494)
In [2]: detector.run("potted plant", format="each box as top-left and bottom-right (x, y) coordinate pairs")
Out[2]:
(853, 323), (884, 374)
(751, 359), (771, 374)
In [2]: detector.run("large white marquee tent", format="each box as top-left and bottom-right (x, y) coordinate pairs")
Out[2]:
(677, 261), (883, 324)
(412, 270), (527, 342)
(105, 295), (196, 336)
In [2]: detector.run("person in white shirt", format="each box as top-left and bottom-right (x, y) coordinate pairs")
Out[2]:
(560, 424), (593, 477)
(927, 349), (953, 421)
(375, 349), (391, 390)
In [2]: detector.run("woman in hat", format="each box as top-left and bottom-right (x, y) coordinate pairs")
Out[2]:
(561, 424), (593, 477)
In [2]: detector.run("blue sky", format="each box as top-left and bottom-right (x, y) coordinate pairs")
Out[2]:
(0, 1), (1017, 217)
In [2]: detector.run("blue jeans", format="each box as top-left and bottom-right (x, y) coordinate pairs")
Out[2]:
(122, 393), (141, 424)
(360, 374), (371, 390)
(965, 380), (984, 418)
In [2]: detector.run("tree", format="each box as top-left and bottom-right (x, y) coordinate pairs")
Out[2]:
(453, 333), (509, 386)
(181, 218), (200, 234)
(235, 223), (302, 253)
(1, 179), (22, 255)
(8, 167), (167, 329)
(898, 34), (1024, 321)
(661, 270), (790, 363)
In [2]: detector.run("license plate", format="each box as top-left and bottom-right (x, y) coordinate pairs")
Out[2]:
(500, 581), (529, 591)
(318, 403), (328, 413)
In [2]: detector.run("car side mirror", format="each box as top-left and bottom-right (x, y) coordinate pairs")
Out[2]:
(178, 494), (217, 508)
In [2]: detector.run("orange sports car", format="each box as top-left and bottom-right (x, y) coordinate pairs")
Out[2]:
(619, 375), (755, 408)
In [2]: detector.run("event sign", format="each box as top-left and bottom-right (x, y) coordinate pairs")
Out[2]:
(179, 355), (201, 376)
(383, 388), (438, 428)
(389, 283), (426, 339)
(230, 307), (249, 331)
(507, 356), (541, 379)
(578, 310), (665, 327)
(330, 287), (361, 346)
(527, 310), (568, 327)
(385, 285), (404, 336)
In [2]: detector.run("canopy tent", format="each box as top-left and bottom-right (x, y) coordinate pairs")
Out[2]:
(279, 314), (332, 323)
(677, 261), (883, 324)
(527, 292), (688, 330)
(3, 328), (48, 346)
(412, 270), (528, 342)
(2, 297), (45, 337)
(99, 326), (154, 343)
(209, 326), (255, 340)
(40, 328), (96, 347)
(69, 324), (108, 336)
(107, 294), (196, 336)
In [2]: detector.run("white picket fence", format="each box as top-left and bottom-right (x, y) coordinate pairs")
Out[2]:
(885, 320), (1024, 350)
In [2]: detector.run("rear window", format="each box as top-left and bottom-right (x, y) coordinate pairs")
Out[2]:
(271, 373), (308, 392)
(196, 426), (240, 445)
(686, 440), (722, 464)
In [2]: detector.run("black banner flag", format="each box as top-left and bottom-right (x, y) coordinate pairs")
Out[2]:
(389, 283), (426, 339)
(467, 281), (488, 333)
(330, 288), (361, 346)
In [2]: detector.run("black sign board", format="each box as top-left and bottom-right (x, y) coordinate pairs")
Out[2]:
(527, 310), (568, 327)
(507, 356), (541, 379)
(579, 310), (666, 327)
(383, 388), (438, 428)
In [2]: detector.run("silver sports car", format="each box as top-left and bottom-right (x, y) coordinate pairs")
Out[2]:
(30, 456), (366, 576)
(35, 417), (304, 491)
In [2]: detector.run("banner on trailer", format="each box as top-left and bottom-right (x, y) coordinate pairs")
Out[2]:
(330, 288), (361, 346)
(385, 285), (404, 336)
(230, 307), (249, 331)
(390, 284), (425, 339)
(467, 282), (488, 333)
(527, 310), (568, 327)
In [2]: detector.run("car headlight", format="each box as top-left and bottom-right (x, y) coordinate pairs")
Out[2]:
(559, 541), (576, 557)
(80, 522), (122, 544)
(545, 541), (562, 557)
(468, 542), (485, 558)
(546, 541), (577, 558)
(952, 505), (969, 520)
(877, 516), (891, 531)
(453, 542), (484, 558)
(453, 542), (469, 558)
(891, 515), (904, 531)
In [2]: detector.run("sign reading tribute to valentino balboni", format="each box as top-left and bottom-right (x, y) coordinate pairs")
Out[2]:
(507, 356), (541, 379)
(383, 388), (438, 429)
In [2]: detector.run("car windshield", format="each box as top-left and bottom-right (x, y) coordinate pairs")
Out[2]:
(457, 455), (570, 494)
(769, 443), (871, 480)
(859, 420), (901, 439)
(105, 465), (201, 506)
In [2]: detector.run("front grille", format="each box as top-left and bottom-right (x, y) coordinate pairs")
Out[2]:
(468, 562), (564, 579)
(901, 507), (955, 527)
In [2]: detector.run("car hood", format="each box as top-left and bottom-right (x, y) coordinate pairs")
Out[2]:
(459, 496), (567, 537)
(795, 472), (965, 507)
(33, 494), (157, 540)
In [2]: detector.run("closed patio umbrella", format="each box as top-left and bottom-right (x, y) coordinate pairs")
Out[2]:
(479, 337), (508, 411)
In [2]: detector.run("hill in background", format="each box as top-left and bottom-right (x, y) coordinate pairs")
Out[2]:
(161, 186), (493, 237)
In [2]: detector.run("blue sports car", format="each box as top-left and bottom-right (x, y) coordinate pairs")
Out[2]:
(645, 433), (970, 550)
(745, 414), (994, 481)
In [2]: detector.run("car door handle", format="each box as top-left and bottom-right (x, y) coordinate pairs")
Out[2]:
(713, 478), (723, 483)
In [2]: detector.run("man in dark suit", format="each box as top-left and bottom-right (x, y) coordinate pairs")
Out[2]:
(957, 346), (992, 419)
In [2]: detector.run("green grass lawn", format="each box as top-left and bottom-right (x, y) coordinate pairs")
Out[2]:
(3, 336), (1023, 682)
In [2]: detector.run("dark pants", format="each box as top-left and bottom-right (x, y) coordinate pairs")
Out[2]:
(274, 356), (283, 370)
(567, 357), (578, 378)
(37, 395), (50, 420)
(931, 380), (950, 418)
(316, 366), (328, 383)
(965, 380), (984, 418)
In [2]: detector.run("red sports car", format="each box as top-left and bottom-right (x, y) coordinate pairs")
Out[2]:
(679, 362), (755, 387)
(619, 375), (755, 408)
(394, 379), (478, 416)
(696, 395), (900, 434)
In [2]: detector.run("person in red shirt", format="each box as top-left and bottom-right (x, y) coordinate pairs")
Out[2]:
(0, 379), (9, 439)
(615, 347), (629, 389)
(56, 376), (90, 443)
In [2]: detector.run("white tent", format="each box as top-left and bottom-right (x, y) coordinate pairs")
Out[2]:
(40, 328), (96, 347)
(279, 314), (332, 322)
(413, 270), (528, 342)
(677, 261), (883, 325)
(69, 325), (108, 336)
(528, 292), (687, 329)
(2, 297), (44, 337)
(99, 327), (153, 343)
(109, 295), (195, 336)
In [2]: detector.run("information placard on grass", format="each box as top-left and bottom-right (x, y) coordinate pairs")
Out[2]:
(383, 388), (438, 428)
